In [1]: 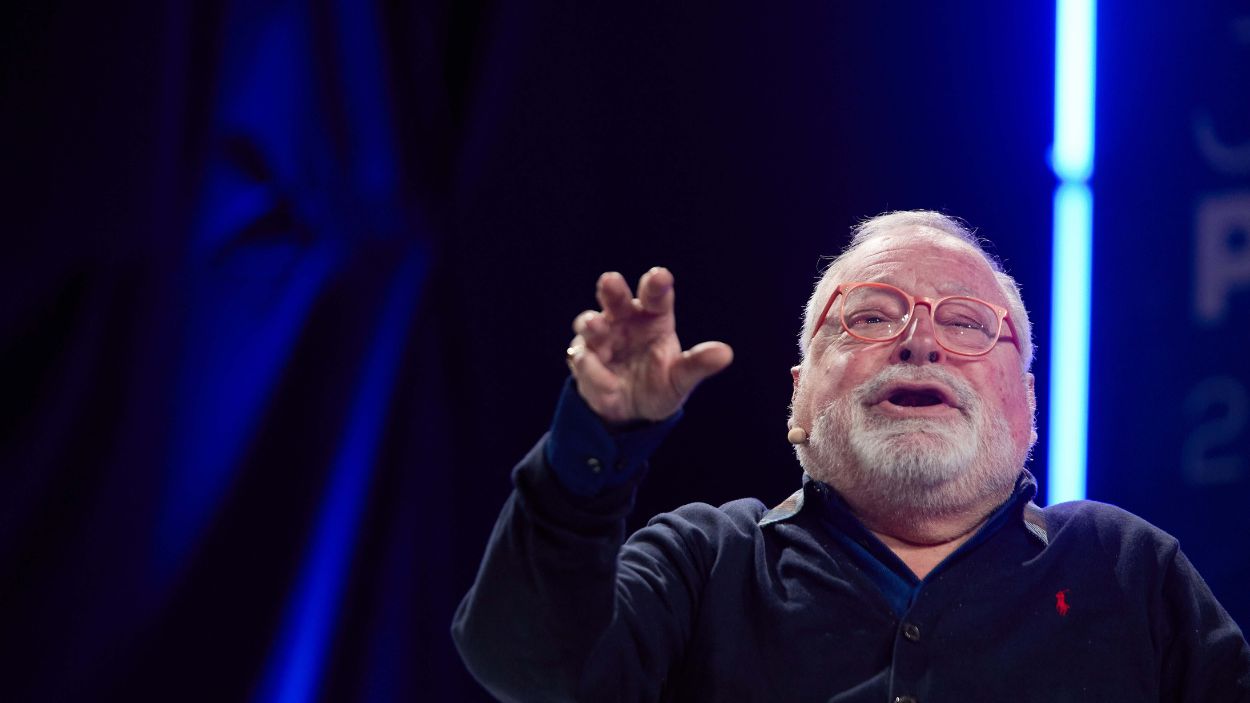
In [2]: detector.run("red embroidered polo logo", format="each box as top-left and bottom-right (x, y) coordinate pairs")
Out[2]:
(1055, 589), (1071, 616)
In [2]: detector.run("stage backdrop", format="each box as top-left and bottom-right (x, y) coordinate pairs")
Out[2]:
(1089, 0), (1250, 628)
(1, 1), (1245, 700)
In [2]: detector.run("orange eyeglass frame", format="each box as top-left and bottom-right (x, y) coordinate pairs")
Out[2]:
(810, 281), (1022, 356)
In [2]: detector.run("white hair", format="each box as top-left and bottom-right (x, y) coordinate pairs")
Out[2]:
(799, 210), (1035, 373)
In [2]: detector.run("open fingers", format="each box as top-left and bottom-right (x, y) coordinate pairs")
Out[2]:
(670, 340), (734, 398)
(637, 266), (675, 315)
(595, 272), (635, 322)
(572, 310), (613, 358)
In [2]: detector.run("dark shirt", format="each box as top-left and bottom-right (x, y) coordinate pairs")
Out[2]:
(453, 382), (1250, 702)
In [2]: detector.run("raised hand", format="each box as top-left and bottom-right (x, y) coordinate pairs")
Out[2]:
(565, 267), (734, 425)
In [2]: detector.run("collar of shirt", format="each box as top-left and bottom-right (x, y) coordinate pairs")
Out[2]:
(791, 471), (1039, 616)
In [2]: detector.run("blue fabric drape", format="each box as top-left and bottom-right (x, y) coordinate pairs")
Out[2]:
(2, 1), (452, 699)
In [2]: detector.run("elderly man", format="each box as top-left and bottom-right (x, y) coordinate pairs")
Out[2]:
(452, 211), (1250, 702)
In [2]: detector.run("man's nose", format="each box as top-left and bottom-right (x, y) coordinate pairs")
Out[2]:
(892, 304), (944, 365)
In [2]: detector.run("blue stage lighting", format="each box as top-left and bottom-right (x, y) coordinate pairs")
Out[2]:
(255, 253), (424, 703)
(1048, 0), (1095, 504)
(1052, 0), (1096, 182)
(1048, 183), (1092, 504)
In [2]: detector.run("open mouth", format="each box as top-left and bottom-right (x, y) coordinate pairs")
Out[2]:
(888, 389), (946, 407)
(872, 382), (959, 410)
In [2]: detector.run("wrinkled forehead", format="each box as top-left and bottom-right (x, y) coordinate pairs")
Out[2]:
(834, 229), (1003, 300)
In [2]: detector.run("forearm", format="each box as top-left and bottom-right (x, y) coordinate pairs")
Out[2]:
(451, 437), (637, 701)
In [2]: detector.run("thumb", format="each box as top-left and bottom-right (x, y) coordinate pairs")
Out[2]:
(670, 341), (734, 398)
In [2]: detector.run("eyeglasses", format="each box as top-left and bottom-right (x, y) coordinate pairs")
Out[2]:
(811, 281), (1019, 357)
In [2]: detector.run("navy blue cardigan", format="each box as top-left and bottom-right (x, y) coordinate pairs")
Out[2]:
(453, 392), (1250, 702)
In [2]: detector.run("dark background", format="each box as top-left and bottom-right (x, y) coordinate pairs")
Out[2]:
(2, 1), (1247, 700)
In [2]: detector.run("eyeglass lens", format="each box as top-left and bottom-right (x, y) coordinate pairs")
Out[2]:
(841, 286), (999, 353)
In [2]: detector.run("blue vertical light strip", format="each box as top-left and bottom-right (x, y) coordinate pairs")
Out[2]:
(1048, 0), (1096, 503)
(1048, 184), (1092, 503)
(1052, 0), (1096, 182)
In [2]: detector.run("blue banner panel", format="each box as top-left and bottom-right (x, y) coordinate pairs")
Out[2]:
(1091, 1), (1250, 628)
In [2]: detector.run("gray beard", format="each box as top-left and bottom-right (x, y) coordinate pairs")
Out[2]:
(798, 365), (1021, 520)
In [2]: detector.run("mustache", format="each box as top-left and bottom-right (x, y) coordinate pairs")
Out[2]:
(851, 365), (979, 413)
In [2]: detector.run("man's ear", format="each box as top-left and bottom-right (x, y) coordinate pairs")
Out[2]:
(1025, 372), (1039, 447)
(790, 365), (803, 409)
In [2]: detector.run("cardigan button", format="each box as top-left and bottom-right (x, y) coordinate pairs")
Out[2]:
(894, 697), (918, 703)
(903, 622), (921, 642)
(587, 457), (602, 473)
